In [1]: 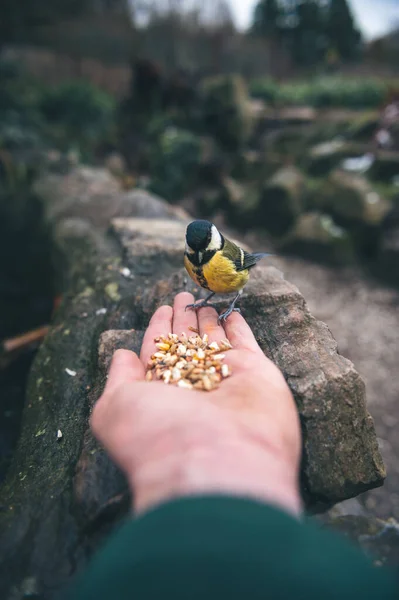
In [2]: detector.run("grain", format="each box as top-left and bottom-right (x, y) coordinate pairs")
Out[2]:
(147, 333), (233, 391)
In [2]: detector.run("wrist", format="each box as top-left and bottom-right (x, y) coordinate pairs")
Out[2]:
(130, 436), (302, 518)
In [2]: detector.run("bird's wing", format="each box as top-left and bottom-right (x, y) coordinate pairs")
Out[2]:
(237, 251), (272, 271)
(223, 239), (271, 272)
(222, 239), (244, 269)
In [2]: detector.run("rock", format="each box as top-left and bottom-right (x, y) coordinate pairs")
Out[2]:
(347, 113), (379, 142)
(33, 166), (189, 230)
(318, 514), (399, 568)
(260, 166), (305, 235)
(98, 329), (145, 374)
(199, 75), (253, 151)
(33, 165), (120, 225)
(0, 177), (385, 597)
(231, 149), (272, 181)
(194, 176), (245, 218)
(372, 207), (399, 286)
(194, 187), (225, 216)
(341, 153), (375, 174)
(280, 212), (356, 265)
(264, 126), (313, 159)
(321, 170), (392, 226)
(306, 140), (368, 176)
(257, 107), (317, 134)
(197, 135), (228, 186)
(149, 127), (202, 202)
(368, 151), (399, 182)
(221, 176), (246, 208)
(104, 152), (126, 178)
(194, 177), (260, 227)
(221, 177), (260, 228)
(279, 106), (317, 124)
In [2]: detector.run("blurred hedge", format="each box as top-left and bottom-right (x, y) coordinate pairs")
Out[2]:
(249, 76), (391, 109)
(0, 59), (116, 160)
(38, 81), (116, 154)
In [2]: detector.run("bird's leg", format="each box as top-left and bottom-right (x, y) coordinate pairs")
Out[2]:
(185, 292), (217, 312)
(217, 291), (242, 324)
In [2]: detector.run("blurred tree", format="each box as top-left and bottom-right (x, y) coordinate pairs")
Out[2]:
(208, 0), (236, 74)
(88, 0), (129, 13)
(250, 0), (361, 69)
(292, 1), (325, 65)
(367, 27), (399, 69)
(326, 0), (362, 60)
(0, 0), (133, 51)
(251, 0), (281, 37)
(0, 0), (86, 48)
(250, 0), (288, 77)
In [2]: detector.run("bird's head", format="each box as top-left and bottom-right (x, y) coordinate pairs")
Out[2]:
(185, 220), (223, 256)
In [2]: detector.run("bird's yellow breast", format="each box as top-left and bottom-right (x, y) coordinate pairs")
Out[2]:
(184, 251), (249, 294)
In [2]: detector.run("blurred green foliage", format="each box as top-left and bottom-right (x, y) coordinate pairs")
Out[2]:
(249, 76), (390, 108)
(0, 0), (85, 47)
(38, 81), (116, 155)
(0, 58), (116, 165)
(0, 60), (45, 151)
(149, 127), (202, 202)
(200, 75), (253, 151)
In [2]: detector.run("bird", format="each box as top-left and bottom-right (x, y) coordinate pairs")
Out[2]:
(184, 220), (271, 323)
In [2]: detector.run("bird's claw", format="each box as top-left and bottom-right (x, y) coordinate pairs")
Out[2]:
(185, 301), (218, 312)
(217, 307), (241, 324)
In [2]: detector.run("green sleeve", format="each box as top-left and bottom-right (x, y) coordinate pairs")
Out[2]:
(66, 496), (398, 600)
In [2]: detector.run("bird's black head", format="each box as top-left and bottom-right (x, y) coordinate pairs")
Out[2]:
(186, 220), (213, 252)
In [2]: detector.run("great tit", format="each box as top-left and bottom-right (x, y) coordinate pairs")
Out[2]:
(184, 220), (271, 323)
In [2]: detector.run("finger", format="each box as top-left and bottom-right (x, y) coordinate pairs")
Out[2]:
(197, 306), (226, 344)
(103, 349), (145, 398)
(223, 311), (263, 354)
(172, 292), (199, 337)
(140, 305), (173, 367)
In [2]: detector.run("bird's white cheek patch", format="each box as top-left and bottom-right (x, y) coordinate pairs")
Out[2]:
(208, 225), (222, 251)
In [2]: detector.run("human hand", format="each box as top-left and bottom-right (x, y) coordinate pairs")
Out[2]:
(91, 292), (302, 517)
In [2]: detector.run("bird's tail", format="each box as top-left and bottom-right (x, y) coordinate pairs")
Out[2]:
(252, 252), (273, 263)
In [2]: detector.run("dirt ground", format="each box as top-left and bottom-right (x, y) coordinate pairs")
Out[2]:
(263, 252), (399, 521)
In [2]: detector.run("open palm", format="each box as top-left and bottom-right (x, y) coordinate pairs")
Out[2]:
(91, 292), (302, 515)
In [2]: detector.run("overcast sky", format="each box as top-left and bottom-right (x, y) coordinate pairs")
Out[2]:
(231, 0), (399, 39)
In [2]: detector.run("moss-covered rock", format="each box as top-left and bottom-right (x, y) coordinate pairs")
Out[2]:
(305, 140), (369, 176)
(194, 177), (260, 227)
(280, 212), (356, 265)
(264, 126), (315, 160)
(259, 166), (305, 235)
(221, 176), (260, 228)
(199, 75), (253, 151)
(194, 187), (225, 216)
(372, 208), (399, 286)
(368, 151), (399, 182)
(347, 113), (379, 142)
(149, 127), (202, 202)
(231, 149), (275, 182)
(321, 170), (392, 226)
(0, 166), (387, 597)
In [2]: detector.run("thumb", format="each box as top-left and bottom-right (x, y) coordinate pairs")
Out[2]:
(104, 349), (145, 397)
